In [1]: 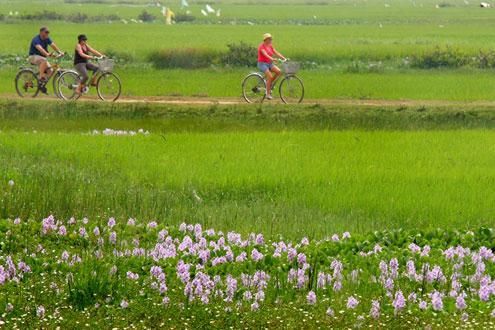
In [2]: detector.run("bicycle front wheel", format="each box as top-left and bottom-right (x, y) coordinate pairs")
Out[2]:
(97, 72), (122, 102)
(15, 69), (39, 98)
(279, 75), (304, 104)
(242, 73), (266, 104)
(52, 70), (63, 99)
(57, 71), (80, 101)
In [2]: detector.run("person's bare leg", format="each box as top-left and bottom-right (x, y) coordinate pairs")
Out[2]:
(39, 61), (48, 81)
(265, 70), (273, 98)
(271, 65), (281, 88)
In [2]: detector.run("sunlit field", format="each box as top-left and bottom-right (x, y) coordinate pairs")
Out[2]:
(2, 0), (495, 100)
(2, 0), (495, 328)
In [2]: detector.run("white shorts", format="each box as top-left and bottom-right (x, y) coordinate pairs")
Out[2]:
(28, 55), (50, 66)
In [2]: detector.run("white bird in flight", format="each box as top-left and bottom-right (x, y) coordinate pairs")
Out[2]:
(206, 4), (215, 13)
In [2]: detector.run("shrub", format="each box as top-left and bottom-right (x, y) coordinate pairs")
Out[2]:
(175, 14), (196, 23)
(410, 46), (468, 69)
(222, 42), (257, 67)
(437, 2), (455, 7)
(21, 10), (64, 21)
(476, 49), (495, 69)
(149, 48), (219, 69)
(103, 49), (135, 64)
(138, 10), (156, 23)
(67, 12), (89, 23)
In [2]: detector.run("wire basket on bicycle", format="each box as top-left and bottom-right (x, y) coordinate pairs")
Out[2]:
(98, 59), (114, 72)
(282, 61), (300, 75)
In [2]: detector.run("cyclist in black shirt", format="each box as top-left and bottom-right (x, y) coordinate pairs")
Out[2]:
(74, 34), (104, 94)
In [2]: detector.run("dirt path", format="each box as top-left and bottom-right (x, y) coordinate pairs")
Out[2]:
(4, 94), (495, 107)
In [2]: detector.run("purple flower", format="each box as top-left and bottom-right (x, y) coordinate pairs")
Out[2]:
(251, 249), (264, 262)
(126, 271), (139, 281)
(58, 225), (67, 236)
(107, 217), (116, 228)
(120, 300), (129, 309)
(431, 291), (443, 311)
(41, 215), (57, 235)
(409, 243), (421, 254)
(297, 253), (307, 266)
(456, 294), (467, 310)
(286, 248), (297, 261)
(148, 221), (158, 229)
(326, 307), (334, 316)
(421, 245), (431, 257)
(418, 300), (428, 310)
(93, 226), (100, 236)
(392, 290), (406, 313)
(13, 218), (21, 225)
(342, 232), (351, 239)
(78, 227), (87, 238)
(307, 291), (317, 305)
(236, 252), (247, 263)
(109, 231), (117, 245)
(347, 296), (359, 309)
(370, 300), (380, 319)
(127, 218), (136, 226)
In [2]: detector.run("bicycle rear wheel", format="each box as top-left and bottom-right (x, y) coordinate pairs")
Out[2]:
(57, 71), (80, 101)
(97, 72), (122, 102)
(279, 75), (304, 104)
(15, 69), (39, 98)
(242, 73), (266, 104)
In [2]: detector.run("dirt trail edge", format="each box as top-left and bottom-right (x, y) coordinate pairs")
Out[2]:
(4, 95), (495, 107)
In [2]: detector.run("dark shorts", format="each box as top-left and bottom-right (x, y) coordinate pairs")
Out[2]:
(75, 62), (99, 83)
(257, 62), (273, 72)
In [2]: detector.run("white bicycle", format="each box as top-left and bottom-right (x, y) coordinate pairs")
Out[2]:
(242, 59), (304, 104)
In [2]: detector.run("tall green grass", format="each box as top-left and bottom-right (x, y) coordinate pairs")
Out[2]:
(2, 128), (495, 239)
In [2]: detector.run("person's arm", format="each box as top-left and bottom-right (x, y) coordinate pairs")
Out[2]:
(86, 44), (104, 57)
(273, 49), (286, 61)
(261, 49), (275, 62)
(76, 44), (94, 60)
(35, 44), (50, 57)
(50, 42), (63, 55)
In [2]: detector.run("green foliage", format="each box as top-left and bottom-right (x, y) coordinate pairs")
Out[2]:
(411, 46), (468, 69)
(175, 14), (196, 23)
(1, 101), (495, 238)
(19, 10), (120, 23)
(103, 49), (135, 64)
(148, 48), (219, 69)
(222, 42), (257, 67)
(137, 10), (156, 23)
(67, 261), (117, 309)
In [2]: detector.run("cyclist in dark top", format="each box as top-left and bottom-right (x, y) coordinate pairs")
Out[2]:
(74, 34), (104, 94)
(28, 26), (63, 94)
